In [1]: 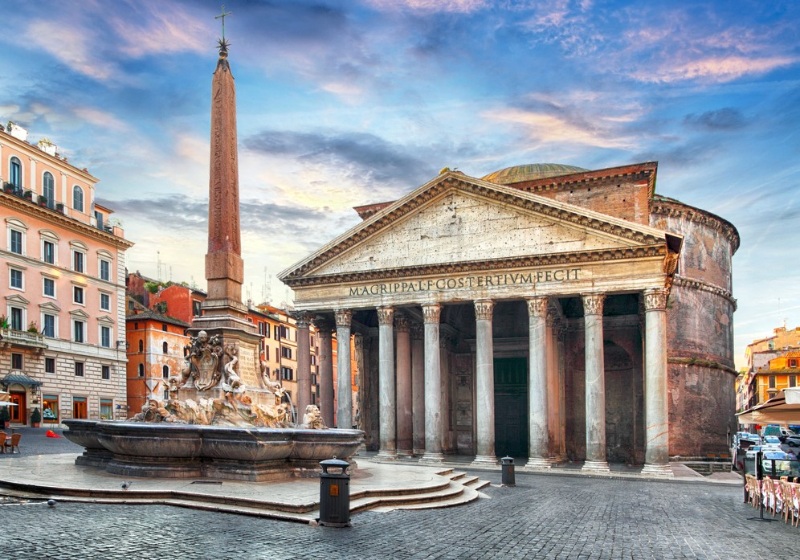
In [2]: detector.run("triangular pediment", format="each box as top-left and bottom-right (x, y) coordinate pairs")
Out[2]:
(280, 171), (676, 285)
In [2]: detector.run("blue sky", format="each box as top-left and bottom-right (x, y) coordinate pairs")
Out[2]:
(1, 0), (798, 367)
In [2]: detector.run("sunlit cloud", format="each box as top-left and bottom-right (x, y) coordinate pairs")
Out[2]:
(72, 107), (128, 132)
(112, 2), (208, 58)
(364, 0), (489, 13)
(24, 20), (117, 81)
(640, 55), (797, 84)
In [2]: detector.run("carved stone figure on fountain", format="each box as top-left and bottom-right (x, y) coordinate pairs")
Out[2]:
(178, 330), (224, 391)
(302, 404), (326, 429)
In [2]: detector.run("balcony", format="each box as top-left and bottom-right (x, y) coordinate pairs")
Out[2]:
(0, 328), (47, 354)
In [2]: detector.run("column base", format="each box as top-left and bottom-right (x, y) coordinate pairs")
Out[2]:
(419, 452), (445, 465)
(413, 448), (426, 457)
(396, 448), (414, 458)
(523, 457), (552, 470)
(374, 449), (397, 461)
(641, 463), (674, 478)
(470, 454), (498, 468)
(581, 460), (610, 473)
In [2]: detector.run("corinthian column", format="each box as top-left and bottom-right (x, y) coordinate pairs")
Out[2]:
(471, 299), (497, 467)
(525, 297), (550, 469)
(395, 313), (413, 456)
(376, 306), (397, 460)
(295, 312), (312, 417)
(315, 319), (334, 428)
(411, 323), (425, 455)
(582, 293), (609, 473)
(420, 304), (443, 464)
(335, 309), (353, 429)
(642, 288), (672, 477)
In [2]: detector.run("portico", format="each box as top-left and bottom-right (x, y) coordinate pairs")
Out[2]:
(280, 170), (681, 472)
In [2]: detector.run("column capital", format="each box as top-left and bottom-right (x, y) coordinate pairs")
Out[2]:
(313, 317), (334, 332)
(294, 311), (312, 328)
(643, 288), (668, 311)
(526, 296), (548, 317)
(581, 293), (605, 316)
(421, 303), (441, 324)
(410, 322), (424, 340)
(377, 306), (395, 326)
(334, 308), (352, 328)
(474, 299), (494, 321)
(395, 312), (410, 332)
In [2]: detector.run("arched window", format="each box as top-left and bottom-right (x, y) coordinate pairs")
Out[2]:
(10, 157), (22, 188)
(138, 340), (144, 353)
(162, 341), (168, 354)
(137, 363), (144, 377)
(72, 185), (84, 212)
(162, 365), (170, 378)
(42, 172), (55, 208)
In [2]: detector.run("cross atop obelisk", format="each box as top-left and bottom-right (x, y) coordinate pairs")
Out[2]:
(215, 5), (232, 41)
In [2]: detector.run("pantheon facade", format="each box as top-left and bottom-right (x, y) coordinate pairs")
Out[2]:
(279, 162), (739, 473)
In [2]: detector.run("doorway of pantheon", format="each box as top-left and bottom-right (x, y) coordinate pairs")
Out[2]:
(494, 357), (528, 458)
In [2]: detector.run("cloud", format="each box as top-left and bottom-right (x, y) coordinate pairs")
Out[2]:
(23, 20), (118, 81)
(72, 107), (129, 132)
(111, 2), (208, 58)
(640, 56), (797, 84)
(364, 0), (489, 14)
(683, 108), (746, 131)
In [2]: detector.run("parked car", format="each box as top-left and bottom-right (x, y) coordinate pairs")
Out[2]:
(761, 425), (796, 438)
(783, 435), (800, 448)
(762, 435), (783, 451)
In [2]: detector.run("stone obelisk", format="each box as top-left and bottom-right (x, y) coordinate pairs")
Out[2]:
(186, 33), (262, 399)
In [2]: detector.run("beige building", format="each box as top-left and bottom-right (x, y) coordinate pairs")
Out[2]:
(281, 163), (739, 471)
(0, 121), (132, 425)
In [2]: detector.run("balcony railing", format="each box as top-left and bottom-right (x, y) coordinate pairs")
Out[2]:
(0, 328), (47, 353)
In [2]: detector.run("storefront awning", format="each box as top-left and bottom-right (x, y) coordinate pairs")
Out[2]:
(737, 389), (800, 424)
(1, 372), (43, 388)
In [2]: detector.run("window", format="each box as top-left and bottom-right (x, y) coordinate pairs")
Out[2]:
(11, 353), (22, 370)
(43, 395), (58, 423)
(73, 320), (85, 343)
(137, 363), (144, 377)
(162, 365), (170, 378)
(100, 325), (111, 348)
(43, 172), (55, 208)
(790, 375), (797, 388)
(259, 322), (268, 336)
(43, 277), (55, 297)
(100, 398), (113, 420)
(42, 239), (55, 264)
(75, 362), (84, 376)
(280, 367), (294, 381)
(45, 357), (56, 373)
(102, 365), (110, 380)
(73, 185), (84, 212)
(265, 346), (270, 361)
(100, 293), (110, 311)
(161, 323), (168, 332)
(790, 359), (798, 368)
(138, 340), (144, 353)
(73, 250), (85, 272)
(281, 346), (293, 360)
(10, 307), (23, 330)
(10, 268), (23, 290)
(42, 314), (56, 337)
(10, 229), (23, 254)
(192, 300), (202, 317)
(10, 157), (22, 187)
(99, 259), (110, 281)
(73, 286), (84, 304)
(769, 375), (776, 389)
(95, 211), (104, 231)
(162, 341), (168, 354)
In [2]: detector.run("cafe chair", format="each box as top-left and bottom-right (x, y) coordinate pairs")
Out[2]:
(4, 433), (20, 454)
(0, 432), (6, 453)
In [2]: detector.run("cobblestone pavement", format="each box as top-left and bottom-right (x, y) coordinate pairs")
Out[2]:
(1, 439), (797, 560)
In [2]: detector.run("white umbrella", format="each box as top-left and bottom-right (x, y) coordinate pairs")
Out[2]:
(0, 401), (17, 407)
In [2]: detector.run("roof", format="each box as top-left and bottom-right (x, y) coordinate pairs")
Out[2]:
(1, 372), (42, 387)
(482, 163), (588, 184)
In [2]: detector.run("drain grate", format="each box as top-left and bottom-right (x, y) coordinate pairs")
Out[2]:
(190, 480), (223, 484)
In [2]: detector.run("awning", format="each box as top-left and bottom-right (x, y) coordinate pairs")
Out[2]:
(1, 372), (43, 388)
(737, 389), (800, 424)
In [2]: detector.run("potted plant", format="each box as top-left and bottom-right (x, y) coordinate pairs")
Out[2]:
(23, 190), (33, 200)
(0, 407), (9, 429)
(37, 194), (48, 207)
(0, 315), (8, 330)
(30, 408), (41, 428)
(27, 321), (38, 333)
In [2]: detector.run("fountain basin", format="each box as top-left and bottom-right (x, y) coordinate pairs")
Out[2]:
(63, 420), (364, 481)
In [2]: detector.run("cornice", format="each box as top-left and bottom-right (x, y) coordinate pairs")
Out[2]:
(672, 275), (737, 310)
(0, 131), (98, 182)
(668, 356), (737, 375)
(1, 192), (133, 249)
(283, 175), (666, 282)
(650, 197), (740, 253)
(284, 244), (666, 288)
(513, 164), (657, 198)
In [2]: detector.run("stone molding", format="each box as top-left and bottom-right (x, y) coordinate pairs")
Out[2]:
(474, 299), (494, 321)
(651, 198), (740, 252)
(582, 293), (605, 316)
(294, 311), (312, 328)
(376, 306), (395, 326)
(526, 296), (548, 317)
(643, 288), (668, 311)
(668, 356), (737, 375)
(672, 275), (737, 309)
(421, 303), (441, 324)
(334, 309), (352, 328)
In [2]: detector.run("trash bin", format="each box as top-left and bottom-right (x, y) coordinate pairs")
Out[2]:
(501, 456), (515, 486)
(319, 457), (351, 527)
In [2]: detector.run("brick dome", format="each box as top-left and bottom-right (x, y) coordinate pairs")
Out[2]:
(482, 163), (588, 185)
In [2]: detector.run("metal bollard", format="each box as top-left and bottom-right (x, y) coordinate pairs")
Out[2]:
(500, 456), (515, 486)
(318, 457), (351, 527)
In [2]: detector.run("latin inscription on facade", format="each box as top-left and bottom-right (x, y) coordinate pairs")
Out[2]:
(348, 268), (580, 297)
